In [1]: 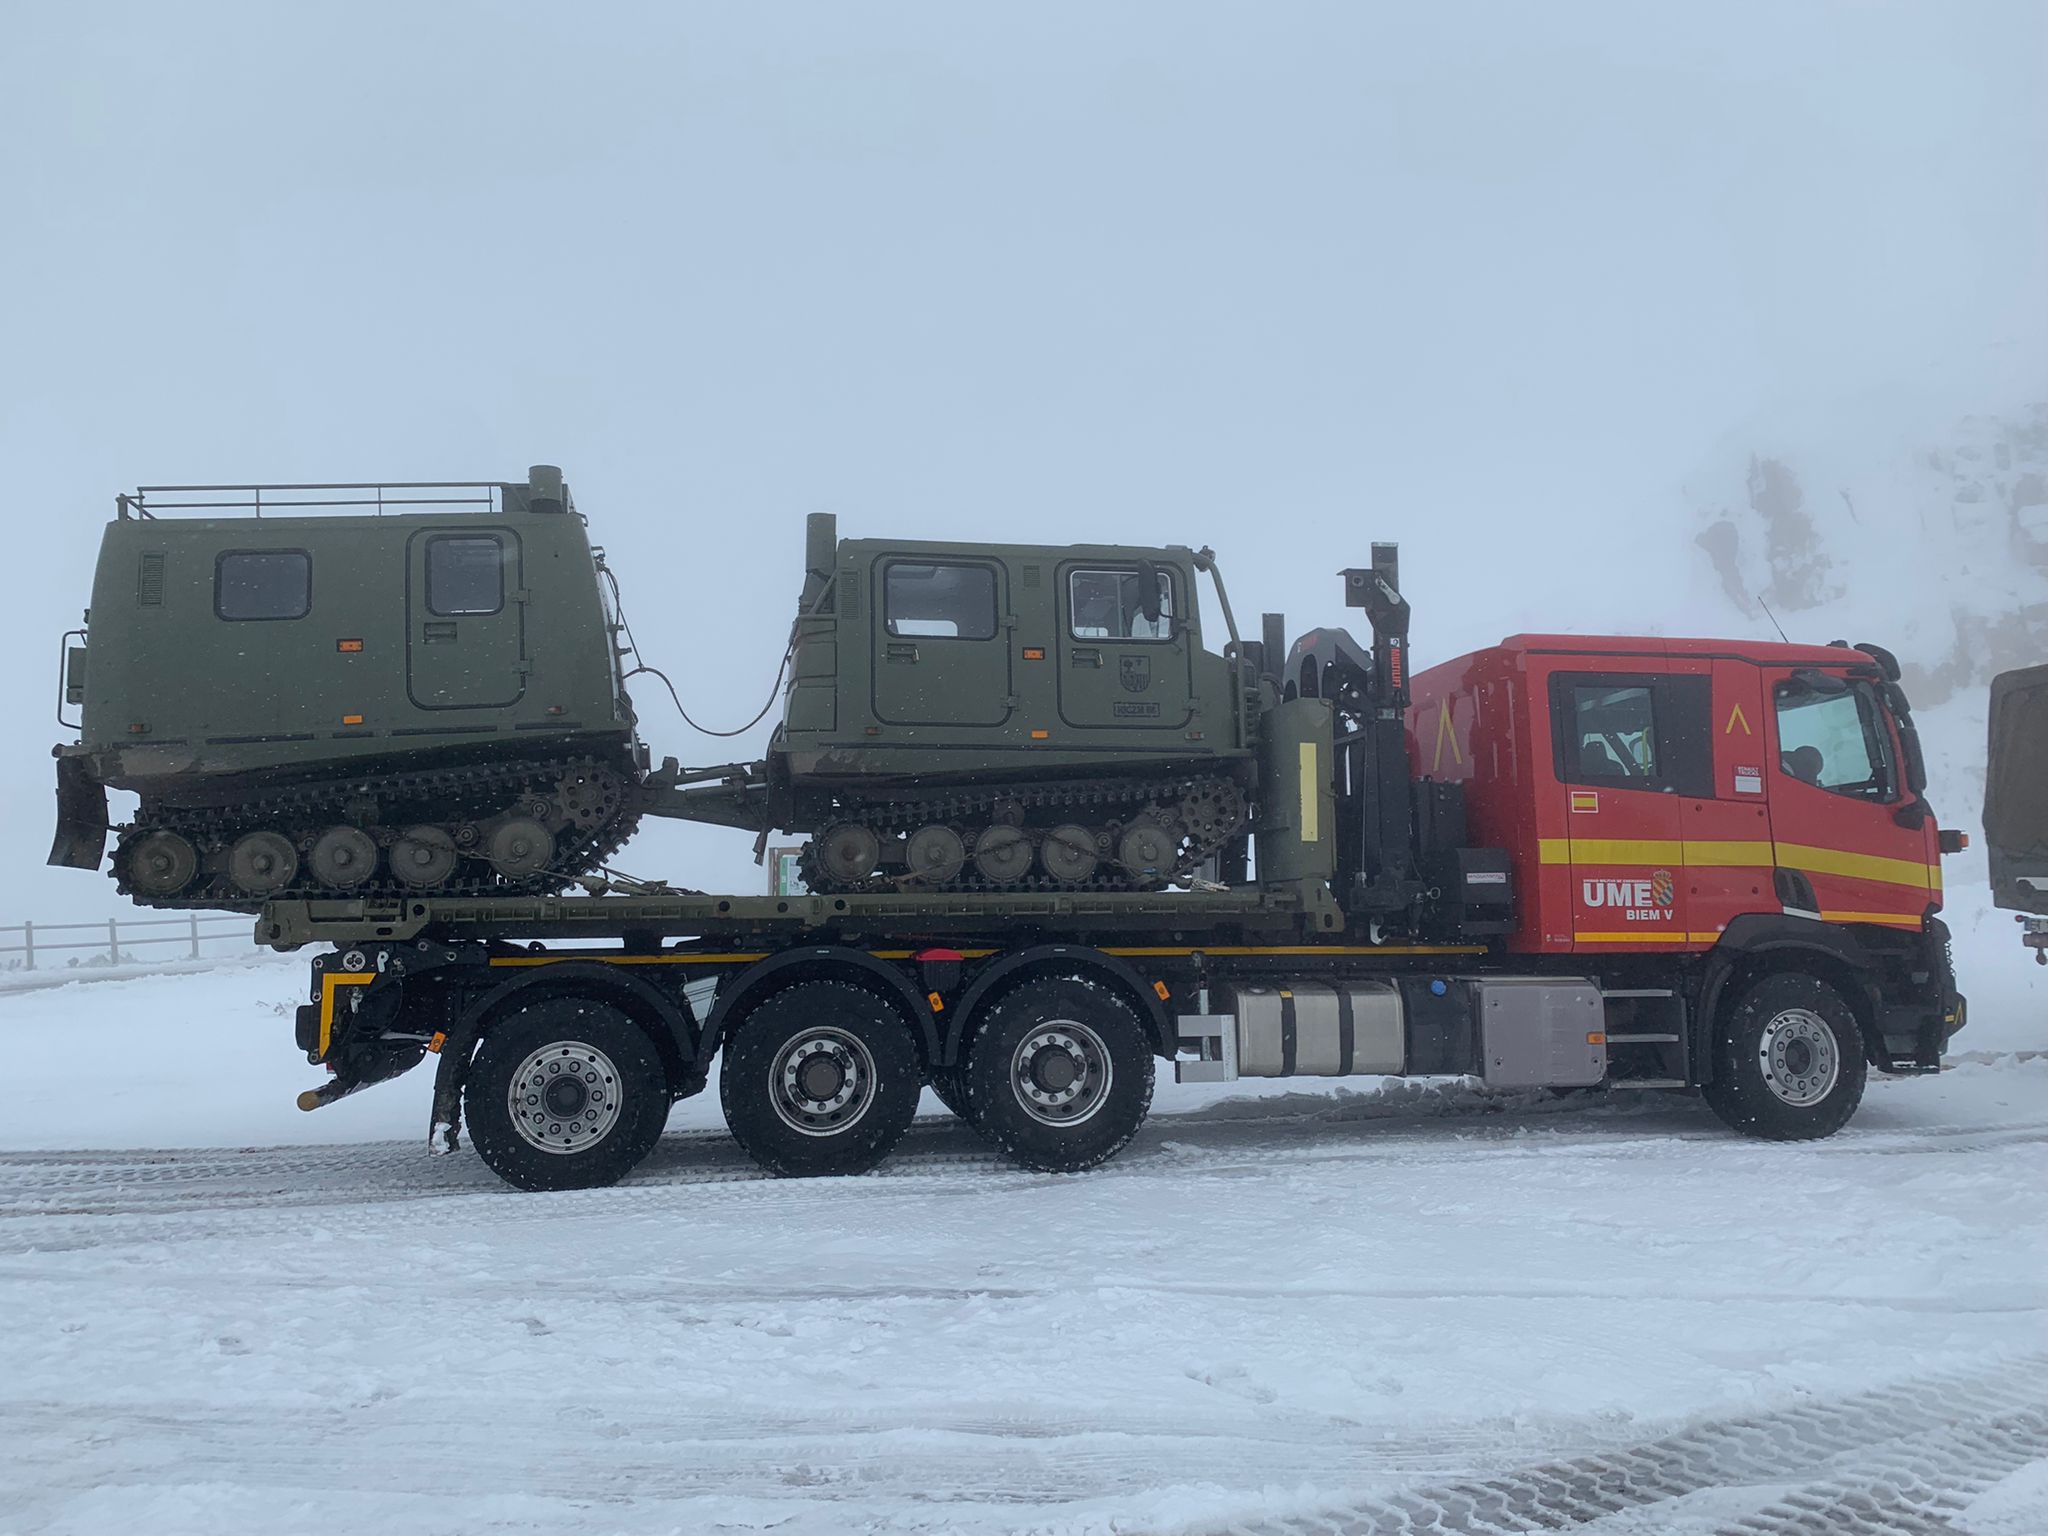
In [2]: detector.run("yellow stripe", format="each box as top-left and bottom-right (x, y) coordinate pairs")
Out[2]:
(1774, 842), (1933, 892)
(484, 949), (1004, 969)
(1574, 931), (1724, 944)
(317, 972), (376, 1058)
(486, 945), (1487, 963)
(1818, 911), (1925, 929)
(1100, 944), (1486, 957)
(1539, 836), (1933, 892)
(1298, 742), (1320, 844)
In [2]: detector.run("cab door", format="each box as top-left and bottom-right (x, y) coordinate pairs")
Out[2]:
(1764, 666), (1933, 929)
(406, 528), (526, 709)
(1056, 560), (1194, 731)
(1680, 659), (1776, 941)
(1548, 668), (1712, 948)
(870, 556), (1013, 728)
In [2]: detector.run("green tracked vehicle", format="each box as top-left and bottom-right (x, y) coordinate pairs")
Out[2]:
(55, 471), (1388, 908)
(650, 514), (1266, 893)
(50, 469), (645, 910)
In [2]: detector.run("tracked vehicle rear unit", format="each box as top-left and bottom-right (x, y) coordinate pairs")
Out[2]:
(50, 468), (642, 910)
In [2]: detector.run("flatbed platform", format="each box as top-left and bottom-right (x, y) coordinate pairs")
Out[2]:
(255, 884), (1347, 950)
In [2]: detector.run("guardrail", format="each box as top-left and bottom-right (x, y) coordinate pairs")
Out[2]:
(0, 913), (258, 971)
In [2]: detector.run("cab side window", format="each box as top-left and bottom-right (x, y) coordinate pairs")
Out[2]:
(216, 550), (311, 621)
(1069, 568), (1174, 640)
(1550, 672), (1712, 795)
(1775, 677), (1896, 801)
(884, 562), (997, 640)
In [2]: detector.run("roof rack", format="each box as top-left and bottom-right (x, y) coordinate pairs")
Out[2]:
(116, 481), (512, 521)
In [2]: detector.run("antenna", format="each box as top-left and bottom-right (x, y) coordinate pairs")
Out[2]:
(1756, 594), (1791, 644)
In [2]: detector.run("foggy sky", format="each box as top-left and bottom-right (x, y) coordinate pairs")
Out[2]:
(4, 1), (2044, 917)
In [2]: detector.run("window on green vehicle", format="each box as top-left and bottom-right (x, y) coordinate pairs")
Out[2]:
(884, 562), (996, 639)
(1775, 677), (1897, 801)
(427, 536), (506, 616)
(215, 550), (310, 621)
(1069, 568), (1174, 640)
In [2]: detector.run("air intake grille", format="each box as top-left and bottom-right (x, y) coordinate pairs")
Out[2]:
(137, 551), (165, 606)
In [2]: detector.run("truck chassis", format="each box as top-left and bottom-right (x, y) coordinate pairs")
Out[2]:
(276, 887), (1959, 1192)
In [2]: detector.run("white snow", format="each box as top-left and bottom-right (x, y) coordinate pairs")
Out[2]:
(3, 967), (2046, 1533)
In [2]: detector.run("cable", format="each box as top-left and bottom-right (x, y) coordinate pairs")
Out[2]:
(604, 563), (794, 739)
(623, 658), (788, 738)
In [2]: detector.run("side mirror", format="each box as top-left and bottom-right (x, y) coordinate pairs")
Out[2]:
(1136, 559), (1163, 626)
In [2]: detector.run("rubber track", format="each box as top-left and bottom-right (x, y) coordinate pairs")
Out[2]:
(800, 768), (1246, 895)
(115, 751), (642, 912)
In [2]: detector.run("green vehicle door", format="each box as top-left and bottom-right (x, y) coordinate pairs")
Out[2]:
(1057, 560), (1194, 731)
(407, 527), (527, 709)
(870, 556), (1013, 728)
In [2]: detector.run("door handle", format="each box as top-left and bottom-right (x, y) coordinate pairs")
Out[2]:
(1070, 648), (1103, 667)
(885, 642), (919, 663)
(423, 621), (458, 643)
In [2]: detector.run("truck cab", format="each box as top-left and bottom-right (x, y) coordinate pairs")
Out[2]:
(1409, 636), (1947, 957)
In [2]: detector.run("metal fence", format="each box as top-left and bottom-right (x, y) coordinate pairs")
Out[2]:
(0, 912), (258, 972)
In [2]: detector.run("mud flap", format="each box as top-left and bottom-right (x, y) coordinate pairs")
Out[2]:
(47, 756), (108, 870)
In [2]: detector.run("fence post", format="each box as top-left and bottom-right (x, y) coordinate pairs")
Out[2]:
(190, 912), (201, 960)
(109, 917), (120, 966)
(22, 921), (32, 971)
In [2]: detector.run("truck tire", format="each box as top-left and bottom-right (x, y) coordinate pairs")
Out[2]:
(1701, 970), (1868, 1141)
(960, 974), (1155, 1173)
(720, 980), (921, 1177)
(464, 998), (672, 1191)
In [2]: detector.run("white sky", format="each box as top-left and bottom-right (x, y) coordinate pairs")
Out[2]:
(4, 1), (2044, 914)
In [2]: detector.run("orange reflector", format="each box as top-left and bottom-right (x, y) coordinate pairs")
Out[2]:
(1153, 980), (1170, 1001)
(1023, 647), (1045, 660)
(336, 638), (364, 653)
(128, 723), (148, 734)
(1031, 729), (1050, 740)
(427, 1031), (447, 1055)
(1587, 1032), (1607, 1045)
(341, 714), (363, 726)
(927, 991), (944, 1013)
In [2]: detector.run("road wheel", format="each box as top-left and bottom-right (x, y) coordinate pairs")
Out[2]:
(465, 998), (672, 1191)
(720, 981), (920, 1176)
(1702, 971), (1867, 1140)
(961, 974), (1155, 1173)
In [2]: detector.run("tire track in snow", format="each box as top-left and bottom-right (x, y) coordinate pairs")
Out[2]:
(1203, 1354), (2048, 1536)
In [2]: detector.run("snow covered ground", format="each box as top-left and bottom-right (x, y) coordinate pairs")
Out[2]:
(3, 963), (2046, 1534)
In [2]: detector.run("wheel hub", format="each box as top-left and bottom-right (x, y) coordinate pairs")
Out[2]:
(508, 1041), (624, 1155)
(1011, 1022), (1113, 1126)
(771, 1028), (877, 1137)
(1758, 1008), (1841, 1106)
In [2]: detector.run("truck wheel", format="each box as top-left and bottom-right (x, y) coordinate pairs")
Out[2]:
(1701, 971), (1868, 1141)
(961, 975), (1155, 1173)
(720, 981), (921, 1177)
(464, 999), (672, 1192)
